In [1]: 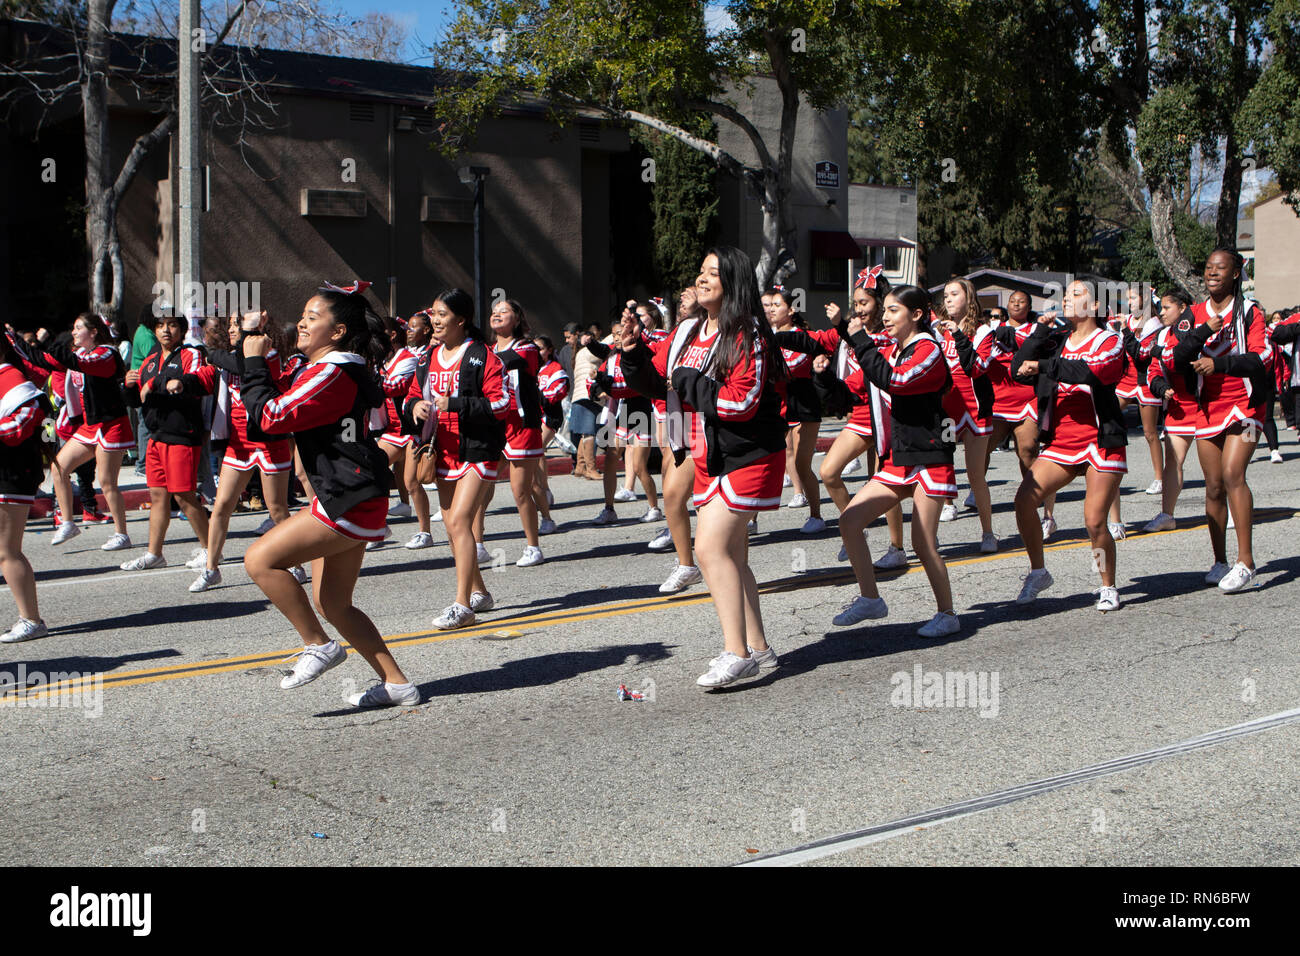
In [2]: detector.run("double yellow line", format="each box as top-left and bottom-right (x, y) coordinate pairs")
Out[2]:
(3, 510), (1286, 703)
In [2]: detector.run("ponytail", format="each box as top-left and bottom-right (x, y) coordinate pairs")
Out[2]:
(317, 290), (391, 370)
(436, 288), (483, 342)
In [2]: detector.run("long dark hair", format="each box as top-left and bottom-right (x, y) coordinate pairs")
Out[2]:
(498, 298), (531, 339)
(764, 286), (807, 329)
(436, 288), (483, 342)
(317, 290), (390, 370)
(683, 246), (785, 382)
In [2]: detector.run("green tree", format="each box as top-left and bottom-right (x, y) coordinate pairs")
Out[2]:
(1118, 211), (1217, 291)
(430, 0), (967, 287)
(635, 122), (720, 293)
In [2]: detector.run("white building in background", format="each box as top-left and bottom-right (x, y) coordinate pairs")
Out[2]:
(1251, 194), (1300, 313)
(848, 184), (918, 289)
(1236, 218), (1256, 298)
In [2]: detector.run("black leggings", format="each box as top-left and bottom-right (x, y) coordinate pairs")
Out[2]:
(1261, 396), (1279, 452)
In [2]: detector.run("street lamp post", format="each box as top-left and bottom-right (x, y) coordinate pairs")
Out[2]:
(458, 165), (490, 331)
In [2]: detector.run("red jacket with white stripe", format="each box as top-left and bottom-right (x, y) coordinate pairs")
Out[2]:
(0, 359), (51, 496)
(846, 328), (954, 465)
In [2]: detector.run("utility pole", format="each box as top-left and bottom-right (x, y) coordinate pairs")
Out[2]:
(178, 0), (202, 336)
(459, 165), (490, 330)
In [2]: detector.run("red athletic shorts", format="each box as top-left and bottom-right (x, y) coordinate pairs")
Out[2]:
(502, 422), (544, 460)
(310, 495), (388, 542)
(145, 439), (200, 494)
(72, 415), (134, 451)
(872, 458), (958, 499)
(222, 427), (292, 473)
(692, 450), (784, 513)
(435, 430), (498, 482)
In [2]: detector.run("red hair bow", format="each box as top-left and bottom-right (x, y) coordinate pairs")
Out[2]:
(319, 280), (372, 295)
(855, 265), (883, 290)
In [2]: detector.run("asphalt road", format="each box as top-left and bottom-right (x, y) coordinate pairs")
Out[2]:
(2, 424), (1298, 866)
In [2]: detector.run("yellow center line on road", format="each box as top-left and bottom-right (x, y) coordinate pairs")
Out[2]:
(5, 509), (1289, 702)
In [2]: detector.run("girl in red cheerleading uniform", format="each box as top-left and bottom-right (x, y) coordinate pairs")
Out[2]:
(35, 313), (133, 550)
(531, 334), (567, 530)
(1141, 290), (1199, 534)
(1012, 280), (1127, 612)
(1111, 287), (1165, 501)
(404, 289), (510, 629)
(196, 311), (298, 590)
(0, 330), (52, 644)
(764, 286), (825, 535)
(937, 278), (996, 552)
(378, 310), (433, 549)
(240, 286), (417, 707)
(476, 299), (552, 567)
(1169, 249), (1273, 592)
(620, 246), (785, 688)
(120, 312), (217, 576)
(829, 285), (960, 639)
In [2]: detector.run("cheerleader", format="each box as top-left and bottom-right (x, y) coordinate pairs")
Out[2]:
(119, 312), (216, 574)
(830, 285), (960, 638)
(936, 278), (996, 552)
(646, 288), (706, 594)
(32, 313), (134, 550)
(192, 311), (300, 592)
(240, 284), (417, 706)
(1269, 309), (1300, 448)
(764, 286), (825, 534)
(477, 298), (549, 567)
(1011, 280), (1127, 611)
(985, 290), (1058, 538)
(377, 310), (433, 549)
(532, 334), (568, 533)
(596, 314), (661, 521)
(1142, 290), (1198, 533)
(0, 330), (52, 643)
(620, 246), (786, 687)
(1170, 249), (1273, 592)
(1107, 287), (1165, 538)
(404, 289), (510, 629)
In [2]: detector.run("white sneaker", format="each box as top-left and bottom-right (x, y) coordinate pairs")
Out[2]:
(963, 490), (976, 509)
(0, 618), (48, 643)
(979, 532), (998, 554)
(405, 531), (434, 549)
(349, 681), (420, 708)
(120, 552), (166, 571)
(51, 521), (81, 545)
(842, 457), (862, 475)
(1144, 480), (1163, 495)
(639, 507), (663, 523)
(516, 545), (544, 567)
(939, 503), (957, 522)
(476, 542), (492, 564)
(696, 651), (759, 688)
(787, 493), (808, 508)
(431, 508), (443, 523)
(647, 527), (674, 551)
(101, 532), (132, 551)
(388, 502), (413, 518)
(800, 516), (827, 534)
(747, 644), (779, 669)
(538, 518), (558, 535)
(1270, 449), (1283, 464)
(832, 595), (888, 626)
(255, 516), (276, 535)
(659, 563), (703, 594)
(1205, 562), (1231, 585)
(873, 544), (907, 570)
(185, 547), (208, 570)
(614, 487), (637, 503)
(469, 590), (494, 613)
(1108, 521), (1126, 541)
(1040, 515), (1057, 540)
(279, 640), (346, 689)
(1144, 512), (1176, 533)
(290, 565), (308, 584)
(1217, 562), (1257, 593)
(189, 568), (222, 592)
(918, 610), (961, 637)
(591, 507), (617, 525)
(433, 603), (475, 630)
(1015, 568), (1053, 604)
(1094, 586), (1121, 612)
(782, 473), (792, 488)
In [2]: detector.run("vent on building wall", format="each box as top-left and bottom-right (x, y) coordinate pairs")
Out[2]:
(350, 101), (375, 122)
(421, 196), (474, 224)
(578, 124), (601, 144)
(301, 188), (367, 218)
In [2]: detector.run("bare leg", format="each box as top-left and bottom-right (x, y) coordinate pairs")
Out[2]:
(1160, 433), (1192, 516)
(693, 497), (759, 658)
(910, 492), (954, 612)
(145, 487), (171, 554)
(262, 470), (291, 525)
(0, 503), (38, 621)
(793, 422), (821, 519)
(95, 447), (128, 533)
(962, 432), (992, 535)
(1082, 467), (1122, 587)
(205, 466), (253, 571)
(663, 450), (694, 568)
(819, 429), (872, 515)
(403, 452), (431, 534)
(51, 441), (95, 528)
(840, 480), (908, 599)
(509, 458), (540, 547)
(1196, 435), (1230, 566)
(1014, 458), (1076, 571)
(1221, 425), (1258, 568)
